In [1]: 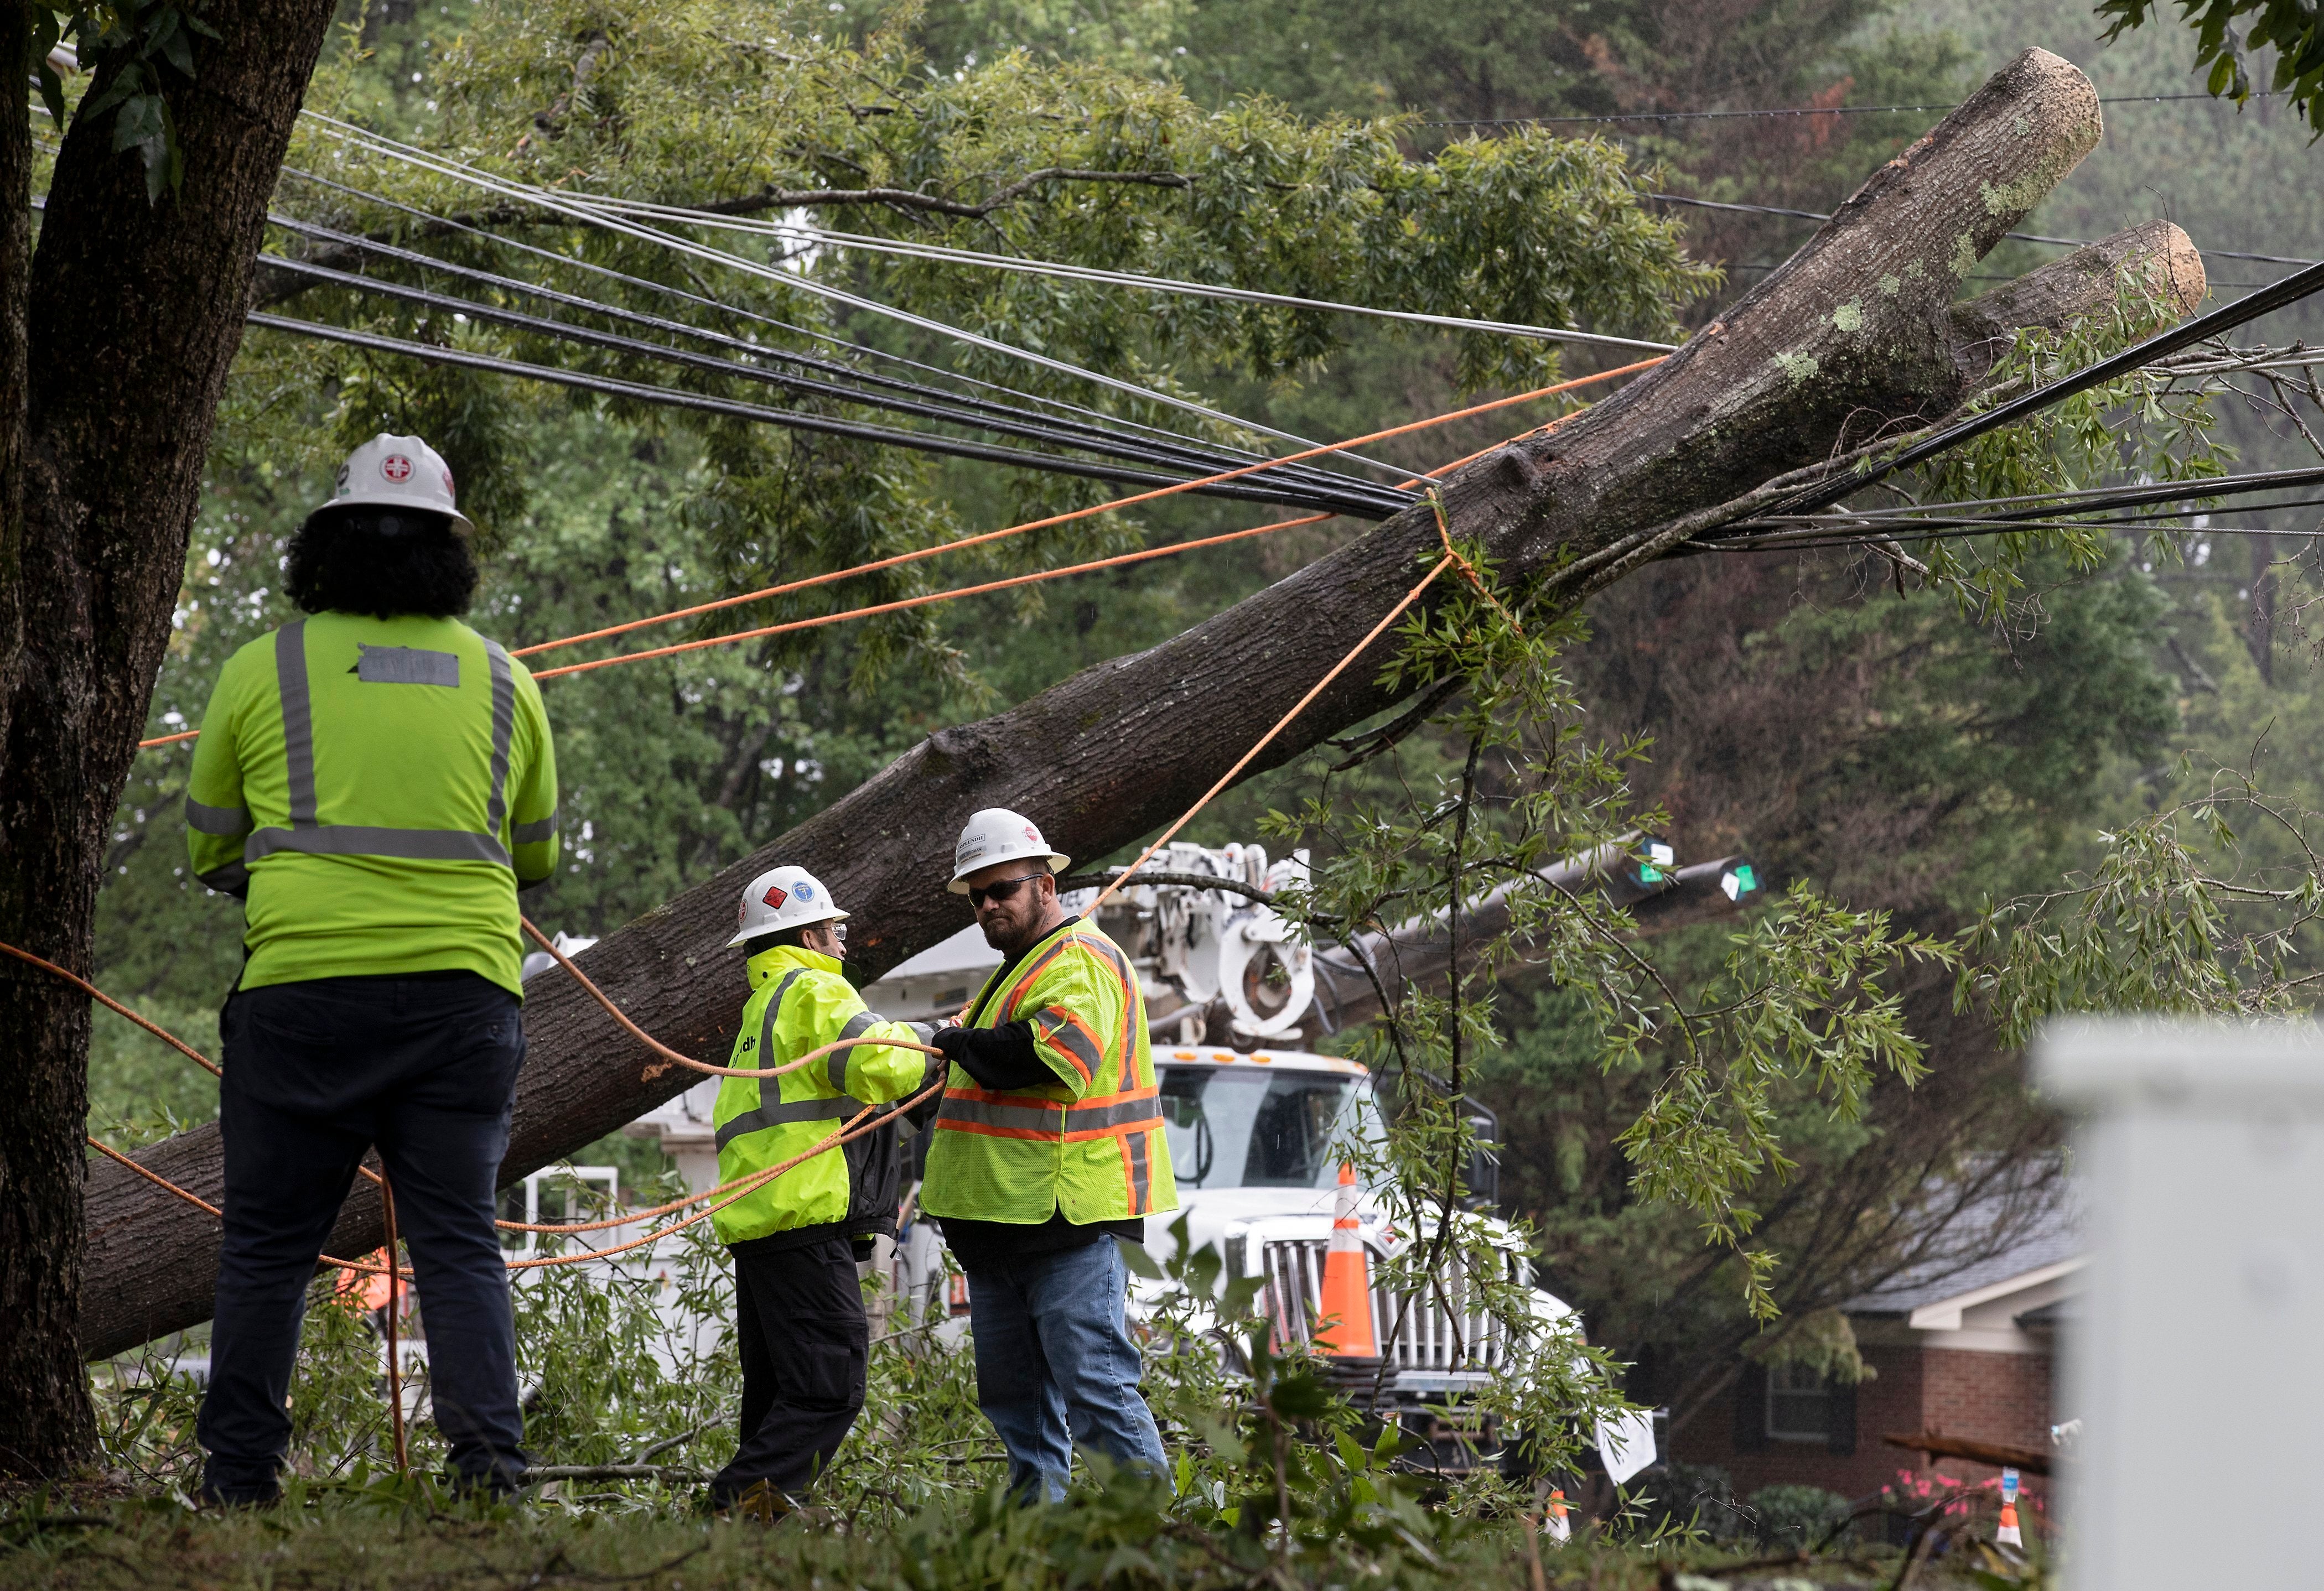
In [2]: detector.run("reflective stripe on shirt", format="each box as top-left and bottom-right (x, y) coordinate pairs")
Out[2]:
(245, 618), (518, 869)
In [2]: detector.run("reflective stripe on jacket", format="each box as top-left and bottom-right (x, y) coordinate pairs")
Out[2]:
(184, 612), (558, 994)
(918, 918), (1179, 1225)
(711, 944), (930, 1246)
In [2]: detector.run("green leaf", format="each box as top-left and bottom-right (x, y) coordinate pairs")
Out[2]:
(1114, 1236), (1163, 1280)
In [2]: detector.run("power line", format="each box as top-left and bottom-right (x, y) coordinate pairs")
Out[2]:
(1645, 192), (2320, 268)
(555, 196), (1678, 356)
(277, 164), (1279, 462)
(1426, 89), (2287, 128)
(257, 231), (1412, 514)
(300, 113), (1422, 485)
(244, 313), (1408, 515)
(1747, 450), (2324, 543)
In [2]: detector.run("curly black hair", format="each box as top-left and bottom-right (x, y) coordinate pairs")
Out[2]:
(284, 506), (479, 619)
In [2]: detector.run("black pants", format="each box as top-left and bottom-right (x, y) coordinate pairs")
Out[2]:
(196, 973), (528, 1498)
(712, 1234), (868, 1502)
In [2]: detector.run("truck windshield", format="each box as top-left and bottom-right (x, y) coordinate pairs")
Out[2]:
(1156, 1066), (1372, 1190)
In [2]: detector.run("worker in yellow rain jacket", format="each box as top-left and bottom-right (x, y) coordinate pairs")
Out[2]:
(708, 864), (943, 1515)
(919, 808), (1179, 1501)
(183, 435), (557, 1506)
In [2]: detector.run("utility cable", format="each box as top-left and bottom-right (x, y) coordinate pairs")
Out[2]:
(245, 312), (1384, 514)
(276, 165), (1297, 465)
(1749, 261), (2324, 524)
(300, 113), (1420, 483)
(1645, 192), (2320, 268)
(1427, 89), (2288, 127)
(559, 196), (1678, 356)
(255, 255), (1414, 516)
(263, 202), (1389, 499)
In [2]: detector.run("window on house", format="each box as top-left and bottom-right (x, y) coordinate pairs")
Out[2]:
(1765, 1361), (1834, 1442)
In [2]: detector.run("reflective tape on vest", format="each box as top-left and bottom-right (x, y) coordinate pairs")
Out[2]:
(244, 618), (519, 869)
(715, 969), (876, 1154)
(935, 1084), (1160, 1142)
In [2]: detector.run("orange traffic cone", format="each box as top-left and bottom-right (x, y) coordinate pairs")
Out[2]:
(1311, 1163), (1378, 1358)
(1544, 1488), (1571, 1543)
(1996, 1466), (2023, 1547)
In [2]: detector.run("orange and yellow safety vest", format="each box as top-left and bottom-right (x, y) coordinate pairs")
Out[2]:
(918, 917), (1178, 1225)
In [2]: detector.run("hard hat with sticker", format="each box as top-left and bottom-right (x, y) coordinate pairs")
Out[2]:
(318, 433), (473, 536)
(949, 808), (1071, 892)
(729, 866), (846, 947)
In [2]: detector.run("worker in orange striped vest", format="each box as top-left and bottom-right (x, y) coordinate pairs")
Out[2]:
(918, 808), (1179, 1501)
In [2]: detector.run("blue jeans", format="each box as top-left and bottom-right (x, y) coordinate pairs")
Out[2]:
(198, 974), (528, 1499)
(965, 1236), (1168, 1501)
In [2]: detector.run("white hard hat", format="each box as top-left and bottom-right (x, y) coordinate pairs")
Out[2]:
(728, 864), (849, 947)
(948, 808), (1071, 895)
(320, 433), (474, 536)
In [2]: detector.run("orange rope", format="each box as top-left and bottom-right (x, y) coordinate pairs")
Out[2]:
(507, 358), (1659, 664)
(530, 514), (1327, 681)
(136, 357), (1662, 743)
(519, 916), (941, 1078)
(2, 940), (221, 1078)
(503, 1080), (942, 1269)
(1088, 552), (1459, 915)
(82, 1135), (408, 1277)
(13, 934), (930, 1249)
(380, 1174), (409, 1473)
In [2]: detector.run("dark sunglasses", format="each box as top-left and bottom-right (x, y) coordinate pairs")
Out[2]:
(968, 871), (1049, 908)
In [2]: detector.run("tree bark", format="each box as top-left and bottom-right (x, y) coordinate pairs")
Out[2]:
(0, 1), (341, 1471)
(74, 49), (2208, 1361)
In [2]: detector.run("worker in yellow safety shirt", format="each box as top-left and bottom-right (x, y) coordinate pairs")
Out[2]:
(708, 864), (945, 1516)
(919, 808), (1179, 1501)
(184, 435), (557, 1506)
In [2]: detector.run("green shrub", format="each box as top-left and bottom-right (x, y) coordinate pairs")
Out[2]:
(1747, 1483), (1853, 1549)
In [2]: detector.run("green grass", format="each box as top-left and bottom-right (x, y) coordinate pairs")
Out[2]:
(0, 1481), (2016, 1591)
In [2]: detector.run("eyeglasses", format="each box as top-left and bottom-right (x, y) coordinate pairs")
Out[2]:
(968, 872), (1049, 909)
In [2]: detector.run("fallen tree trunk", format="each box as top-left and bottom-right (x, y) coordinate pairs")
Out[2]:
(78, 48), (2204, 1358)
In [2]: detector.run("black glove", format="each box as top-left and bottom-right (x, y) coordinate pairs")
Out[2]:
(930, 1021), (1050, 1091)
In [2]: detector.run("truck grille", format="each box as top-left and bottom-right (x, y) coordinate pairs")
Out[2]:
(1259, 1236), (1514, 1373)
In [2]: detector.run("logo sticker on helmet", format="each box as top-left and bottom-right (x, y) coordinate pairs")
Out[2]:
(1023, 825), (1040, 844)
(794, 881), (815, 901)
(381, 454), (414, 483)
(762, 885), (789, 911)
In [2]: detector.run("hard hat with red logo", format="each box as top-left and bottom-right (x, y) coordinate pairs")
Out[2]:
(319, 433), (474, 535)
(948, 808), (1071, 894)
(728, 864), (849, 947)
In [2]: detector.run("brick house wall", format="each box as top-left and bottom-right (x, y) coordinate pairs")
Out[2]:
(1917, 1346), (2052, 1481)
(1669, 1339), (2055, 1502)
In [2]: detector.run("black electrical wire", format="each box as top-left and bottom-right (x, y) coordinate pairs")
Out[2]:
(257, 254), (1417, 518)
(275, 167), (1276, 457)
(1710, 519), (2323, 555)
(1737, 264), (2324, 529)
(1703, 474), (2324, 553)
(243, 313), (1410, 516)
(262, 208), (1398, 506)
(1835, 463), (2324, 528)
(276, 160), (1428, 486)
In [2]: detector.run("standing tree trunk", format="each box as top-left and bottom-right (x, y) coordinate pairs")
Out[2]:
(0, 1), (341, 1475)
(72, 50), (2206, 1360)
